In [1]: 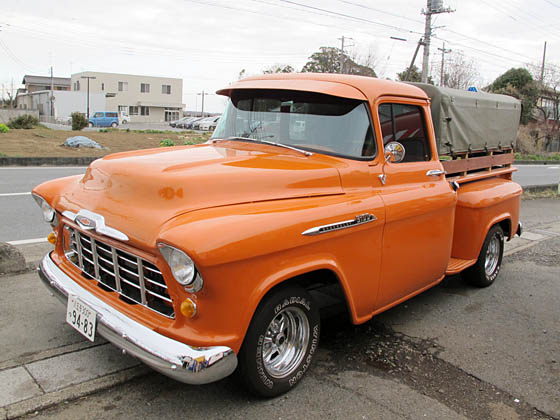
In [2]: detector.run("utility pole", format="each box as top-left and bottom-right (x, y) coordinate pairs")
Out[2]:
(540, 41), (547, 84)
(339, 36), (345, 74)
(80, 75), (96, 120)
(197, 90), (209, 117)
(438, 43), (452, 87)
(50, 66), (54, 118)
(405, 38), (424, 81)
(421, 0), (454, 83)
(338, 36), (354, 74)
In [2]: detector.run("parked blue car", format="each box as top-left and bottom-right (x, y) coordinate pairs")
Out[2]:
(88, 111), (119, 128)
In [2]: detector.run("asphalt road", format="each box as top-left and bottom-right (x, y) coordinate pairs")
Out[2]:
(0, 167), (87, 243)
(14, 199), (560, 420)
(0, 164), (558, 243)
(512, 164), (560, 187)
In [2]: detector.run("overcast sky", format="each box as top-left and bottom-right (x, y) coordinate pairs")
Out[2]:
(1, 0), (559, 112)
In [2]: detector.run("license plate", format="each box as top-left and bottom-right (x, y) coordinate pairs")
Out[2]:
(66, 295), (97, 342)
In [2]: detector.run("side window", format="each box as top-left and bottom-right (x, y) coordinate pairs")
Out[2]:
(378, 103), (431, 162)
(93, 112), (103, 118)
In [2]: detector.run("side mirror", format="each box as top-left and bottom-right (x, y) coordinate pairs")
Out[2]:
(384, 141), (406, 163)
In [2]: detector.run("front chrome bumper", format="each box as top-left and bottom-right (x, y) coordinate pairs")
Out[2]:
(38, 253), (238, 385)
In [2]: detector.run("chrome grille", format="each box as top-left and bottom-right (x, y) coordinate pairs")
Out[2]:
(64, 226), (174, 318)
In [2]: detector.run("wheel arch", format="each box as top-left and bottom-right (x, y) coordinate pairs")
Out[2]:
(240, 263), (354, 344)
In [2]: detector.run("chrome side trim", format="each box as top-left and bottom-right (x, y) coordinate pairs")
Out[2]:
(38, 254), (238, 385)
(62, 209), (129, 241)
(302, 213), (376, 236)
(426, 169), (446, 177)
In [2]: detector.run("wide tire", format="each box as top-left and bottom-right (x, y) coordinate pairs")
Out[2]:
(238, 285), (320, 397)
(462, 225), (504, 287)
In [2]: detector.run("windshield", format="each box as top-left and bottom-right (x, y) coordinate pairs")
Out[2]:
(212, 89), (376, 159)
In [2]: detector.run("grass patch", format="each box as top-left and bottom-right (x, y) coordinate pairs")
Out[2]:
(522, 188), (559, 200)
(159, 138), (175, 147)
(515, 152), (560, 161)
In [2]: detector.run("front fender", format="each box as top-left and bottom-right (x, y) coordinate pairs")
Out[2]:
(157, 192), (385, 352)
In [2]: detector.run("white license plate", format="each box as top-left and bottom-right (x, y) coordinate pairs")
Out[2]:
(66, 295), (97, 342)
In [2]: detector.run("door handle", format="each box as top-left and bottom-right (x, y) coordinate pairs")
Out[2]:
(426, 169), (446, 177)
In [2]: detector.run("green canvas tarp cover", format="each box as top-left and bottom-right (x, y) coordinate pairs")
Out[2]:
(410, 83), (521, 155)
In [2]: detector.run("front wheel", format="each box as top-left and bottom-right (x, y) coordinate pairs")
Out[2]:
(88, 122), (93, 128)
(238, 285), (320, 397)
(462, 225), (504, 287)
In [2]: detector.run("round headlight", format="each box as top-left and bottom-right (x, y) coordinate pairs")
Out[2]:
(32, 194), (55, 223)
(158, 244), (203, 292)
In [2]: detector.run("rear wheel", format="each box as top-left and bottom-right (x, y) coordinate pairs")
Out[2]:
(111, 122), (118, 128)
(238, 285), (320, 397)
(462, 225), (504, 287)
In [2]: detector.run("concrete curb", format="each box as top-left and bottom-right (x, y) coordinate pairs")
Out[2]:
(522, 183), (558, 193)
(0, 157), (100, 167)
(3, 366), (150, 419)
(0, 157), (558, 167)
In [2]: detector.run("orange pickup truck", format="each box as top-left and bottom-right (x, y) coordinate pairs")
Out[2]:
(34, 73), (522, 397)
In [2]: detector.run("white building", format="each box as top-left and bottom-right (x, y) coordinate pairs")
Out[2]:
(71, 71), (184, 123)
(16, 90), (105, 121)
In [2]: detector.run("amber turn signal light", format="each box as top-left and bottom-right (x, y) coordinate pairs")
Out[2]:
(180, 298), (197, 318)
(47, 232), (57, 245)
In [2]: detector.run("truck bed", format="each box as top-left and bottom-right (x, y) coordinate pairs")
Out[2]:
(442, 148), (516, 184)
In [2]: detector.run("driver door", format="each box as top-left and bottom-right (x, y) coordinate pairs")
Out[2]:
(373, 99), (456, 311)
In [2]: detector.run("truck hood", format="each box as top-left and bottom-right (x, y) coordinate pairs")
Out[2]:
(56, 143), (343, 245)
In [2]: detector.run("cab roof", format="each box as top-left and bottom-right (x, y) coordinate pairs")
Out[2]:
(216, 73), (429, 102)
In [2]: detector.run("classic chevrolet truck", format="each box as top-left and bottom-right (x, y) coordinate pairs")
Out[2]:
(34, 73), (522, 397)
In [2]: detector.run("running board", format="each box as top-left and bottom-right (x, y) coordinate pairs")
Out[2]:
(446, 257), (477, 275)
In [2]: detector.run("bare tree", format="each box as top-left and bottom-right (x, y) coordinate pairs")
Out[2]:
(263, 64), (295, 74)
(435, 51), (480, 89)
(527, 62), (560, 150)
(1, 83), (15, 108)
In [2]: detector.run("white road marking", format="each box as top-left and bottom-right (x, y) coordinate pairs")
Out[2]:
(7, 238), (48, 245)
(546, 166), (559, 169)
(0, 192), (31, 197)
(0, 167), (88, 170)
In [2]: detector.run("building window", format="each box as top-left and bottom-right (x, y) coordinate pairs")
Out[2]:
(141, 83), (150, 93)
(101, 83), (105, 91)
(74, 81), (80, 91)
(140, 106), (150, 116)
(129, 106), (139, 115)
(118, 105), (128, 113)
(162, 84), (171, 94)
(118, 81), (128, 92)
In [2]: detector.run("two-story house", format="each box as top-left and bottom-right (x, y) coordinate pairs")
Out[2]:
(71, 72), (184, 123)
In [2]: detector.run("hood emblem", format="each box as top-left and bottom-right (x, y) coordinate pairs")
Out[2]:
(76, 216), (96, 230)
(62, 209), (129, 241)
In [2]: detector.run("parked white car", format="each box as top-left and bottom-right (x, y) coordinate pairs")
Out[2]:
(119, 111), (130, 124)
(198, 116), (220, 131)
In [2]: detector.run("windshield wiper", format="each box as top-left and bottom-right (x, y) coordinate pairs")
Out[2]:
(213, 137), (313, 157)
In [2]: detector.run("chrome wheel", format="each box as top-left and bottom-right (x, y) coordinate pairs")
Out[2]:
(484, 234), (500, 276)
(262, 307), (310, 378)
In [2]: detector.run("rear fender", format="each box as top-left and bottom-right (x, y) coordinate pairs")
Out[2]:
(451, 178), (521, 261)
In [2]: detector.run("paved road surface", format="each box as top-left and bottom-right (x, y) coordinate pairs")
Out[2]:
(1, 164), (558, 243)
(512, 164), (560, 187)
(2, 199), (558, 419)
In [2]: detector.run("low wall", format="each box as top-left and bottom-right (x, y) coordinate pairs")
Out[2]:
(0, 109), (40, 124)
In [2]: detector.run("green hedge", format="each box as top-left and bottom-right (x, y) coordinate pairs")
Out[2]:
(7, 115), (39, 129)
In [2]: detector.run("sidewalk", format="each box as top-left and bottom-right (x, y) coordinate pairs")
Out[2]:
(1, 208), (559, 419)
